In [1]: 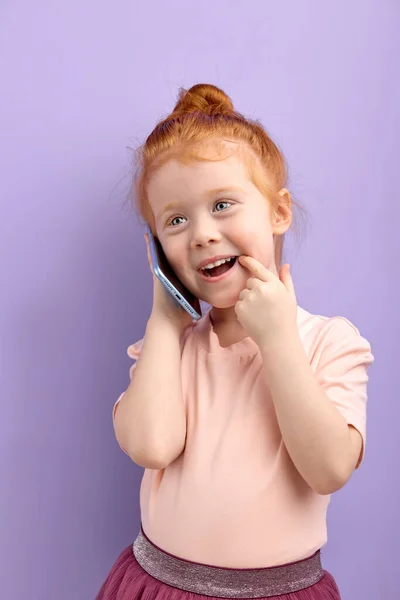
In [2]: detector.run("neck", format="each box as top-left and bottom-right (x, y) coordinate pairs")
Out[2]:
(209, 305), (237, 324)
(210, 305), (247, 330)
(209, 306), (248, 346)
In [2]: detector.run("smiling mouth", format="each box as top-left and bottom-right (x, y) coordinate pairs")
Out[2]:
(200, 256), (237, 278)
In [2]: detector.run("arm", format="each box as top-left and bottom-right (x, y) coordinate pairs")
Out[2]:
(114, 315), (187, 470)
(260, 332), (362, 495)
(235, 256), (371, 496)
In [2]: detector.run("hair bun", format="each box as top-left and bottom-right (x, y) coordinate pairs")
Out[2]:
(172, 83), (234, 117)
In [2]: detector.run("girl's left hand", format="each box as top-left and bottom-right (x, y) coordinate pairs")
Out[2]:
(235, 255), (298, 348)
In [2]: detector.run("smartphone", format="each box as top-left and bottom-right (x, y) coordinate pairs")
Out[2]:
(146, 226), (202, 320)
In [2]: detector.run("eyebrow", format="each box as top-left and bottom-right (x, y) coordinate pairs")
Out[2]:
(207, 186), (246, 196)
(159, 186), (245, 217)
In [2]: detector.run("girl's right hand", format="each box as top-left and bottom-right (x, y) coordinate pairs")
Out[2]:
(144, 232), (194, 333)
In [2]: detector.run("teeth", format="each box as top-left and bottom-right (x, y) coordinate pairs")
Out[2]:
(202, 256), (235, 270)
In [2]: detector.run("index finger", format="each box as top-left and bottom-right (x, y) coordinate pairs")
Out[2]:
(238, 255), (274, 282)
(144, 233), (155, 276)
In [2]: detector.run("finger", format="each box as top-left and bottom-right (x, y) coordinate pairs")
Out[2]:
(280, 264), (296, 298)
(245, 277), (260, 290)
(234, 298), (247, 318)
(238, 255), (274, 282)
(144, 233), (155, 275)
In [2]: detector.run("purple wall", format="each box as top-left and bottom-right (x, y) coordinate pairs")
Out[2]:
(1, 1), (398, 598)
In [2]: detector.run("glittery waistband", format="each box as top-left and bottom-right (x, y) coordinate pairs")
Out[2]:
(132, 528), (324, 598)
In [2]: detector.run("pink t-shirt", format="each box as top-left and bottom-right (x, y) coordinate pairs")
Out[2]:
(113, 305), (374, 568)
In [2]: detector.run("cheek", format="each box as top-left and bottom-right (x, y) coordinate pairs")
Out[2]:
(163, 243), (188, 277)
(239, 225), (274, 263)
(235, 208), (271, 238)
(236, 220), (272, 246)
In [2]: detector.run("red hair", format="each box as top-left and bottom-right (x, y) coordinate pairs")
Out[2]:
(130, 83), (306, 268)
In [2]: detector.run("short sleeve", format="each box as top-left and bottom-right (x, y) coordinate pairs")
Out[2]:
(314, 317), (374, 468)
(112, 339), (144, 426)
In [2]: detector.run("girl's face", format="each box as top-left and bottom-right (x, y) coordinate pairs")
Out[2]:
(147, 143), (291, 309)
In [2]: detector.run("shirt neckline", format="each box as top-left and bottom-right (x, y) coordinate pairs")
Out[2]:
(192, 309), (261, 356)
(192, 305), (307, 356)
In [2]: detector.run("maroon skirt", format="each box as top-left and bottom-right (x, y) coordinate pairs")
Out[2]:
(97, 527), (341, 600)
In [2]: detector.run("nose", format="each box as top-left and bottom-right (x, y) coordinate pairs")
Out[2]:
(189, 218), (222, 249)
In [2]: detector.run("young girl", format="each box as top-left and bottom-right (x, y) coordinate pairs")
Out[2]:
(97, 84), (374, 600)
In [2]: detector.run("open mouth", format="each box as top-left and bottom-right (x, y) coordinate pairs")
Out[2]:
(199, 256), (237, 278)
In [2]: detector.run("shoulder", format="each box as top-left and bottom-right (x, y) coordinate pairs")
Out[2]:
(126, 319), (198, 361)
(297, 305), (374, 364)
(127, 339), (144, 359)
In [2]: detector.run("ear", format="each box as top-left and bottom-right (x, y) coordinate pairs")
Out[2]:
(271, 188), (292, 235)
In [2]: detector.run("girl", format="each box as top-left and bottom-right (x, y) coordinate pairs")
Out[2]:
(97, 84), (374, 599)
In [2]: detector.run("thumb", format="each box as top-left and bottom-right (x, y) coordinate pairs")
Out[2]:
(280, 264), (296, 298)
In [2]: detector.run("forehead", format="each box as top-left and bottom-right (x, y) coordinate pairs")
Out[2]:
(147, 144), (253, 212)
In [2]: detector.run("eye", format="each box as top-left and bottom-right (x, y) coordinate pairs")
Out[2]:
(214, 200), (232, 212)
(170, 215), (187, 227)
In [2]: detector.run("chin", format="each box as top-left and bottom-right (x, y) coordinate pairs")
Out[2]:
(202, 293), (240, 309)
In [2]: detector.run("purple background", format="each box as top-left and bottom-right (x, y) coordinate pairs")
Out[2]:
(1, 1), (398, 598)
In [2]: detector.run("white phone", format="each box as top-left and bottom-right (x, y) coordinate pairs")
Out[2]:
(146, 226), (202, 320)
